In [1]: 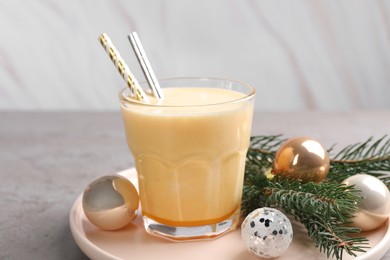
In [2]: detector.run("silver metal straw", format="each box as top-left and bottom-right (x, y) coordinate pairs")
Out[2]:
(128, 32), (164, 100)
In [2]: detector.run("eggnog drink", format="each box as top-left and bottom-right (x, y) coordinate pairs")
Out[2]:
(119, 78), (255, 240)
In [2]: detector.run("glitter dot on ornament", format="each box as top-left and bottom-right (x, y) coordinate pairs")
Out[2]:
(274, 137), (330, 183)
(342, 174), (390, 231)
(82, 175), (139, 231)
(241, 207), (293, 258)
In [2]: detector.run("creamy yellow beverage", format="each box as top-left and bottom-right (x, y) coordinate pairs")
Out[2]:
(119, 78), (255, 239)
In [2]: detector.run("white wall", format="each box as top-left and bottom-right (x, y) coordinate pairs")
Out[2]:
(1, 0), (390, 111)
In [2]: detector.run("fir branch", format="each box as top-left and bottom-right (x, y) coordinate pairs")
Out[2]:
(249, 134), (286, 152)
(266, 177), (361, 222)
(242, 135), (284, 216)
(332, 136), (390, 160)
(306, 218), (368, 259)
(242, 164), (270, 217)
(327, 136), (390, 187)
(265, 177), (369, 258)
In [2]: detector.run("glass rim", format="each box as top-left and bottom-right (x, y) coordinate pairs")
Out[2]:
(119, 77), (256, 108)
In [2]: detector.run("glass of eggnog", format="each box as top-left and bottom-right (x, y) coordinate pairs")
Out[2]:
(119, 77), (255, 241)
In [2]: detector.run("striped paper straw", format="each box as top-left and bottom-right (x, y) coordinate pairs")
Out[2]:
(99, 33), (149, 103)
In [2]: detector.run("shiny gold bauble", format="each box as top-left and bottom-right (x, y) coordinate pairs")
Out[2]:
(274, 137), (330, 183)
(342, 174), (390, 231)
(82, 175), (139, 230)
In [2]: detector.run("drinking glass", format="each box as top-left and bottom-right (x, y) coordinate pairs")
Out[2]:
(119, 77), (255, 241)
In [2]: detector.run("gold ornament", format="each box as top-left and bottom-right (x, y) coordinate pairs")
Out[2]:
(273, 137), (330, 183)
(82, 175), (139, 230)
(342, 174), (390, 231)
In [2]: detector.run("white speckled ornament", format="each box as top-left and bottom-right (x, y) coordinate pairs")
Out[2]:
(82, 175), (139, 231)
(241, 207), (293, 258)
(342, 174), (390, 231)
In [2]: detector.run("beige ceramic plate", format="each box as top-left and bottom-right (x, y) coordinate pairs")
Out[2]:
(70, 168), (390, 260)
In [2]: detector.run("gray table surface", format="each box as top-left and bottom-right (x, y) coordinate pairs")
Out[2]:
(1, 111), (390, 260)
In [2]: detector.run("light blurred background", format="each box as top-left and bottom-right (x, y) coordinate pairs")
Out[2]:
(1, 0), (390, 111)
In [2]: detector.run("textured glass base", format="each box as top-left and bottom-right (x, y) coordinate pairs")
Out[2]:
(143, 209), (240, 241)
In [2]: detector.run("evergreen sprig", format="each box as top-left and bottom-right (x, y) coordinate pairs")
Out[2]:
(243, 135), (390, 259)
(266, 178), (369, 258)
(328, 136), (390, 187)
